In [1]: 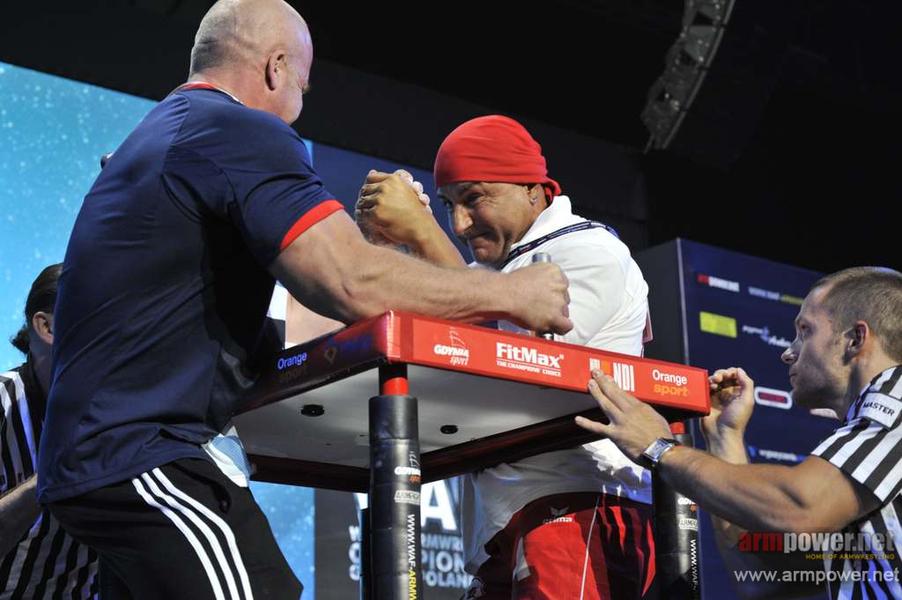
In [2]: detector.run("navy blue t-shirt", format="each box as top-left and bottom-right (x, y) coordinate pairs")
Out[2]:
(38, 87), (341, 502)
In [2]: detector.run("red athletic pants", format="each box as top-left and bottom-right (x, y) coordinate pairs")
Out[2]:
(465, 492), (656, 600)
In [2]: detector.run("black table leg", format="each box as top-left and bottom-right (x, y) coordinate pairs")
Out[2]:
(368, 364), (422, 599)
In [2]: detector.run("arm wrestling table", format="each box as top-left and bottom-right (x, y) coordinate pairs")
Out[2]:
(235, 311), (710, 599)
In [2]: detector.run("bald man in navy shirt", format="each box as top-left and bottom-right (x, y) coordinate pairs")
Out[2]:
(39, 1), (573, 597)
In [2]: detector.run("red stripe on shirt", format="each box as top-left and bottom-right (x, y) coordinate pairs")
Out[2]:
(279, 200), (344, 251)
(177, 82), (219, 91)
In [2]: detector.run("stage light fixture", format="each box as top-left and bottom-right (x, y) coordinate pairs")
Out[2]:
(642, 0), (735, 150)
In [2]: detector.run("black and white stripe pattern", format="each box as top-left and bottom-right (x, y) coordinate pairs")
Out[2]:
(1, 371), (34, 493)
(131, 468), (254, 600)
(812, 366), (902, 600)
(1, 367), (98, 599)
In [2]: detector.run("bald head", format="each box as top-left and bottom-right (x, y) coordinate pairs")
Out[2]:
(191, 0), (308, 74)
(189, 0), (313, 123)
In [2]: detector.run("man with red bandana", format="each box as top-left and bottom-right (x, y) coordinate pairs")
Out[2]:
(357, 115), (654, 599)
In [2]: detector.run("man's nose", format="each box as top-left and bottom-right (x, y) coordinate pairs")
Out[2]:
(451, 205), (473, 237)
(781, 345), (796, 365)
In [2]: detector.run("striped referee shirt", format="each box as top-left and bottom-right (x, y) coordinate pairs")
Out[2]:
(1, 363), (98, 599)
(811, 365), (902, 600)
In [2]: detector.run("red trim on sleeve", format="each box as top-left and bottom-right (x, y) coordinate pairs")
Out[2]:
(279, 199), (344, 250)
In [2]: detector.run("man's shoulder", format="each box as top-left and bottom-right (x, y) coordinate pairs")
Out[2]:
(847, 366), (902, 430)
(169, 93), (310, 176)
(543, 223), (630, 263)
(174, 90), (293, 141)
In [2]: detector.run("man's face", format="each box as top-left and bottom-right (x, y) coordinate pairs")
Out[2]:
(781, 287), (848, 408)
(281, 48), (312, 124)
(437, 181), (544, 266)
(272, 23), (313, 124)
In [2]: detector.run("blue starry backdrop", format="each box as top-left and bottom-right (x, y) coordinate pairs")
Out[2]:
(0, 61), (316, 594)
(0, 61), (150, 371)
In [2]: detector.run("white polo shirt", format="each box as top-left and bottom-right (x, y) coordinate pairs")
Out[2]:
(462, 195), (652, 572)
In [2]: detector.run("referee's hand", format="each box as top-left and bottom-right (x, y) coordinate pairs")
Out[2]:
(575, 370), (672, 462)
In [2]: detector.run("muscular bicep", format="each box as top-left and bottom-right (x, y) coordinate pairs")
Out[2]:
(269, 210), (371, 324)
(790, 456), (879, 531)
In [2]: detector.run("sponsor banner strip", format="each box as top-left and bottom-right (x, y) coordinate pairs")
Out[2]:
(247, 311), (709, 418)
(405, 314), (709, 415)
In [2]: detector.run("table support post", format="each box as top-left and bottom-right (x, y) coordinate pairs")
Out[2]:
(654, 421), (702, 599)
(368, 364), (421, 599)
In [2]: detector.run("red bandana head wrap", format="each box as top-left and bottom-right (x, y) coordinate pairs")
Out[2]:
(433, 115), (562, 199)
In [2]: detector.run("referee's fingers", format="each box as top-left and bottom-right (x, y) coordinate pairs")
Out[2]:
(575, 415), (610, 437)
(588, 376), (620, 420)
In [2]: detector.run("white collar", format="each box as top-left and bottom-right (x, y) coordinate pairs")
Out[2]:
(510, 195), (583, 251)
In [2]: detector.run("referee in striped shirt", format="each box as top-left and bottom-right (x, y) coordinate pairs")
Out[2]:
(576, 266), (902, 599)
(1, 264), (98, 599)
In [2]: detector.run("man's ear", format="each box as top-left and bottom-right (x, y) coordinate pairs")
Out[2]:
(527, 183), (544, 205)
(31, 311), (54, 345)
(265, 50), (285, 91)
(845, 320), (869, 359)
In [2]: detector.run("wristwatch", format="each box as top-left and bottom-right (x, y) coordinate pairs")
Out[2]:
(641, 437), (680, 470)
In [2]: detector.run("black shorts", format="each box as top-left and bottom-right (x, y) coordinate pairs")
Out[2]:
(48, 458), (302, 599)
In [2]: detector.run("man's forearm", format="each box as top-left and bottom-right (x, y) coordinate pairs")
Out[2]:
(698, 433), (827, 599)
(406, 222), (467, 269)
(703, 432), (774, 598)
(273, 211), (570, 334)
(662, 447), (827, 598)
(658, 446), (816, 533)
(344, 246), (515, 322)
(0, 475), (41, 556)
(704, 430), (749, 465)
(704, 432), (750, 547)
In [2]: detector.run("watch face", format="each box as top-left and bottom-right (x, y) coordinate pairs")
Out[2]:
(643, 438), (675, 465)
